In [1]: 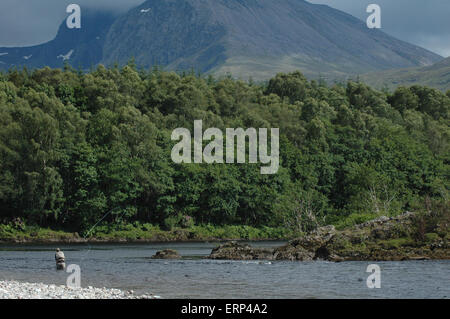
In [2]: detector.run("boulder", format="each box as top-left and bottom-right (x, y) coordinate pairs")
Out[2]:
(151, 249), (181, 259)
(272, 245), (315, 261)
(272, 225), (337, 261)
(209, 241), (274, 260)
(289, 225), (336, 251)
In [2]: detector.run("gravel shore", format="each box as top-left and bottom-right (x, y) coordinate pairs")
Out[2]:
(0, 280), (160, 299)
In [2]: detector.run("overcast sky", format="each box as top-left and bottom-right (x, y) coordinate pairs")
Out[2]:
(0, 0), (449, 57)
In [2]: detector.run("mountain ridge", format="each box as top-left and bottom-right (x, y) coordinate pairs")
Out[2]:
(0, 0), (443, 82)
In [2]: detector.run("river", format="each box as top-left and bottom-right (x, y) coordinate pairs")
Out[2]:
(0, 242), (448, 299)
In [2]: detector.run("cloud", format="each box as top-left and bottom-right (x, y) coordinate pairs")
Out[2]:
(308, 0), (450, 57)
(0, 0), (145, 47)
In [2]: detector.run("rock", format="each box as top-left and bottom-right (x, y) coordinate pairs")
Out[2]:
(355, 216), (390, 229)
(327, 254), (345, 262)
(402, 256), (431, 261)
(209, 241), (274, 260)
(273, 211), (449, 262)
(209, 212), (449, 262)
(151, 249), (181, 259)
(289, 226), (336, 251)
(273, 226), (337, 261)
(273, 245), (314, 261)
(326, 211), (450, 261)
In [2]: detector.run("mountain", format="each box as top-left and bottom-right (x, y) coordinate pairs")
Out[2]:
(0, 0), (443, 80)
(360, 57), (450, 91)
(102, 0), (442, 80)
(0, 10), (117, 70)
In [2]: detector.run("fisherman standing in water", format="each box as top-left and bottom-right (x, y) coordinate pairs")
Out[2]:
(55, 248), (66, 270)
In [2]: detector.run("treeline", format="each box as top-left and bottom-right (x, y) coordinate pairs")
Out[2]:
(0, 65), (448, 234)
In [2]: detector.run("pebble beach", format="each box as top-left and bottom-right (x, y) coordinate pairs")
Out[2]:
(0, 280), (160, 299)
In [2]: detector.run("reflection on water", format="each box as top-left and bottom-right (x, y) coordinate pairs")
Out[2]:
(0, 242), (448, 299)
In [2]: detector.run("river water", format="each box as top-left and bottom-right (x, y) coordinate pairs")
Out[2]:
(0, 242), (448, 299)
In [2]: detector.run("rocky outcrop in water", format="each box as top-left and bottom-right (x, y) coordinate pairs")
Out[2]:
(273, 226), (338, 261)
(151, 249), (181, 259)
(323, 212), (449, 261)
(209, 241), (274, 260)
(208, 212), (450, 261)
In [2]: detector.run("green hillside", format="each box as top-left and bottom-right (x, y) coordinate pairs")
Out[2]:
(360, 57), (450, 91)
(0, 66), (448, 238)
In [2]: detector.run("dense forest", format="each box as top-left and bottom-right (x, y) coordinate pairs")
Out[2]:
(0, 63), (448, 237)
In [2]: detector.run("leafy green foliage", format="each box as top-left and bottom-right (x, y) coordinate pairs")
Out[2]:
(0, 67), (448, 235)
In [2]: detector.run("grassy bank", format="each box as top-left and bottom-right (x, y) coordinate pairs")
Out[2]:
(0, 222), (295, 244)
